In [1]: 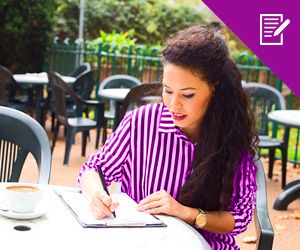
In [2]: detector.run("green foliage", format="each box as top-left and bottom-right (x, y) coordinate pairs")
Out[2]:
(54, 0), (207, 45)
(85, 30), (136, 62)
(91, 30), (136, 49)
(0, 0), (55, 73)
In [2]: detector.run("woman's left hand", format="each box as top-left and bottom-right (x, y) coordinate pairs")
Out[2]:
(136, 190), (183, 217)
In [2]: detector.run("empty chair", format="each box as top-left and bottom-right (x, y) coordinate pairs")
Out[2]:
(99, 74), (142, 90)
(0, 65), (31, 112)
(119, 83), (163, 121)
(254, 158), (274, 250)
(48, 70), (97, 132)
(71, 62), (91, 78)
(0, 106), (51, 184)
(99, 74), (142, 141)
(48, 72), (105, 165)
(71, 70), (104, 148)
(244, 82), (287, 188)
(71, 70), (96, 100)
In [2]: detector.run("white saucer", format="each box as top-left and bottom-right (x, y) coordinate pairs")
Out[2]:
(0, 208), (45, 220)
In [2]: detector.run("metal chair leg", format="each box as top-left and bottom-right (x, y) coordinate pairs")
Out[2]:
(52, 122), (60, 153)
(81, 131), (88, 156)
(64, 126), (76, 165)
(268, 148), (275, 179)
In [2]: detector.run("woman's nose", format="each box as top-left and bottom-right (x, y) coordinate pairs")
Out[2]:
(170, 95), (181, 109)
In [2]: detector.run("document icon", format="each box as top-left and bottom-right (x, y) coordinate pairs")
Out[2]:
(260, 14), (290, 46)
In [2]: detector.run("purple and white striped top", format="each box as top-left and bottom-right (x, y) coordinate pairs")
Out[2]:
(78, 102), (257, 250)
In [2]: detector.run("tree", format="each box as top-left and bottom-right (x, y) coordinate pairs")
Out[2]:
(0, 0), (55, 73)
(53, 0), (207, 45)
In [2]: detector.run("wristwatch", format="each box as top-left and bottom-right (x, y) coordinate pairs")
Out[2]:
(194, 208), (207, 228)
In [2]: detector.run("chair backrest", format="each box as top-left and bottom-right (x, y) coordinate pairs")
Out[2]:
(99, 74), (142, 90)
(0, 65), (18, 105)
(71, 62), (91, 78)
(0, 106), (51, 184)
(243, 82), (286, 135)
(254, 158), (274, 250)
(48, 72), (81, 125)
(71, 70), (95, 100)
(119, 83), (163, 120)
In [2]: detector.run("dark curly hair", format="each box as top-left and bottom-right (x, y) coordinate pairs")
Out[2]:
(162, 25), (258, 211)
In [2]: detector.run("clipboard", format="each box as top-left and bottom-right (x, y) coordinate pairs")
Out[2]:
(55, 190), (166, 228)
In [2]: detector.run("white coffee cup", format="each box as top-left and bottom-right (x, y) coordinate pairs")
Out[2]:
(6, 184), (43, 213)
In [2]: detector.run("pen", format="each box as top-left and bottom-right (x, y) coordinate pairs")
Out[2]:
(98, 168), (116, 218)
(273, 19), (290, 37)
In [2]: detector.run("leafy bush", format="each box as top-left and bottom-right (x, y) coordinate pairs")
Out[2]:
(54, 0), (207, 45)
(85, 30), (136, 62)
(0, 0), (55, 73)
(89, 30), (136, 51)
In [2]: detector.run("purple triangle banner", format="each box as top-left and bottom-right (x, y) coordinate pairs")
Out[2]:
(203, 0), (300, 98)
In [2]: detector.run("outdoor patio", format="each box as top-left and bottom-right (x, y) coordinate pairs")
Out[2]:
(18, 115), (300, 250)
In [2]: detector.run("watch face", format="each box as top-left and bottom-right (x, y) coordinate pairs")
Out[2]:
(196, 213), (207, 228)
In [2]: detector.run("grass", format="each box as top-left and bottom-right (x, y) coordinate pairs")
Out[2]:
(261, 125), (300, 163)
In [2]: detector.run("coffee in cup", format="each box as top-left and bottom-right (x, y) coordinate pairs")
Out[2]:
(6, 184), (43, 213)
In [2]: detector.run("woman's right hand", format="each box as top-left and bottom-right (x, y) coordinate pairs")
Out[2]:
(89, 190), (119, 219)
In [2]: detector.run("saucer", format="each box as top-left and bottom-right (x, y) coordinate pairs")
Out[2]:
(0, 207), (45, 220)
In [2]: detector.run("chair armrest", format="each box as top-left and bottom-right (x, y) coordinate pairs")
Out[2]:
(254, 159), (274, 250)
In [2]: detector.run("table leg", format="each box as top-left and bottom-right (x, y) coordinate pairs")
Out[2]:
(273, 182), (300, 210)
(34, 85), (45, 126)
(113, 101), (122, 131)
(281, 127), (290, 188)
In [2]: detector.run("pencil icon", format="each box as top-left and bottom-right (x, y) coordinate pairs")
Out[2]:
(273, 19), (290, 37)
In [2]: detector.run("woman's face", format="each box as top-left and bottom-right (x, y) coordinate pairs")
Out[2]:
(162, 63), (214, 141)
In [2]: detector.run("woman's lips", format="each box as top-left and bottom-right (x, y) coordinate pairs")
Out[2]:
(171, 112), (187, 121)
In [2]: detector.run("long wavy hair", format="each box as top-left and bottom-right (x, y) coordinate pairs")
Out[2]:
(162, 25), (258, 211)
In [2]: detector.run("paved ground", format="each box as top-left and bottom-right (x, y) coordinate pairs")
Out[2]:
(20, 118), (300, 249)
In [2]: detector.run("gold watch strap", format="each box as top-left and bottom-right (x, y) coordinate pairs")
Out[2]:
(197, 208), (205, 214)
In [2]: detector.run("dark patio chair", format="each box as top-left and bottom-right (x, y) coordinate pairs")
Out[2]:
(71, 70), (104, 148)
(119, 82), (163, 121)
(0, 106), (51, 184)
(48, 70), (98, 135)
(244, 82), (288, 188)
(71, 70), (95, 100)
(71, 62), (91, 78)
(254, 158), (274, 250)
(0, 65), (31, 113)
(48, 72), (105, 165)
(99, 74), (142, 143)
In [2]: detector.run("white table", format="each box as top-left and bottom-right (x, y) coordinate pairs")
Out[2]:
(13, 73), (76, 126)
(0, 184), (211, 250)
(268, 110), (300, 210)
(98, 88), (130, 101)
(13, 73), (75, 86)
(98, 88), (130, 130)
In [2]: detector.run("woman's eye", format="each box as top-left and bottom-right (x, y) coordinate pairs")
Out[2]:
(183, 94), (195, 99)
(164, 90), (173, 94)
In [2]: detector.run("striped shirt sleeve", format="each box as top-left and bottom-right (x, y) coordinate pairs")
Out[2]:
(228, 153), (258, 236)
(78, 111), (132, 187)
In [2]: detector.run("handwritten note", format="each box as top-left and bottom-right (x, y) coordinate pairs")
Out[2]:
(56, 191), (165, 227)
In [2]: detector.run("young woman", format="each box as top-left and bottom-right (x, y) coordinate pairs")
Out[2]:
(78, 25), (258, 249)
